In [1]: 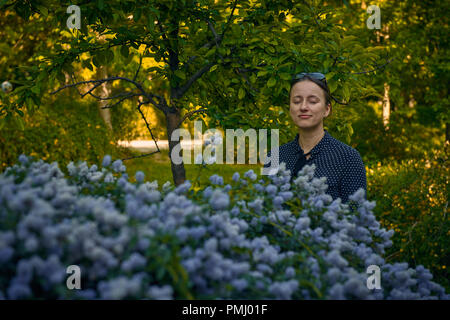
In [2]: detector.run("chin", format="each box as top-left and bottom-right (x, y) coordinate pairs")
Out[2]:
(296, 122), (321, 130)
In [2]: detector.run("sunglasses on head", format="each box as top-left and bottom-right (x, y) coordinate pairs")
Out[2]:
(292, 72), (326, 81)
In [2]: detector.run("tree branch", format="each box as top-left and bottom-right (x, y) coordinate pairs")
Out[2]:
(101, 93), (141, 109)
(207, 20), (221, 46)
(157, 20), (171, 66)
(222, 0), (238, 37)
(174, 61), (215, 99)
(52, 76), (169, 113)
(61, 74), (164, 162)
(235, 68), (259, 94)
(184, 38), (220, 68)
(137, 100), (161, 154)
(330, 95), (351, 105)
(120, 98), (164, 162)
(133, 55), (143, 82)
(176, 108), (208, 128)
(175, 3), (239, 100)
(90, 90), (138, 101)
(331, 54), (339, 68)
(349, 58), (396, 75)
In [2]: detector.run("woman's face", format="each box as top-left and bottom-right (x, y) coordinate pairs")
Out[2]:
(289, 80), (330, 130)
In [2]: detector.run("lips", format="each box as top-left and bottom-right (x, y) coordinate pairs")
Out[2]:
(299, 115), (312, 119)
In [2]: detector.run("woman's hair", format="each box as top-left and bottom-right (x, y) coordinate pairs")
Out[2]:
(289, 75), (333, 117)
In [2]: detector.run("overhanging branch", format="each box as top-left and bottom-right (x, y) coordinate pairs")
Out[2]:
(174, 61), (215, 99)
(348, 58), (396, 75)
(52, 76), (168, 113)
(178, 0), (238, 97)
(176, 108), (208, 128)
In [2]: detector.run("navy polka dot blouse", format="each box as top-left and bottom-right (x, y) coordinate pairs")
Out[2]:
(265, 129), (367, 203)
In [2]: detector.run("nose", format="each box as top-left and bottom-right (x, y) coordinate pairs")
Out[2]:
(299, 102), (309, 112)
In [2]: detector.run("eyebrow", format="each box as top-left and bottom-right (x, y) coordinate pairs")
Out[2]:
(292, 95), (320, 99)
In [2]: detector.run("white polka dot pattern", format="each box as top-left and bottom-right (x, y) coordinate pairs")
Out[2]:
(265, 130), (367, 203)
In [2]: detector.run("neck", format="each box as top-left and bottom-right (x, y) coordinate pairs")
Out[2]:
(298, 126), (325, 153)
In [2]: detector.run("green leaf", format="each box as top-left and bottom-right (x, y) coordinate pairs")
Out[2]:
(267, 77), (276, 87)
(92, 55), (102, 68)
(134, 9), (142, 22)
(347, 123), (354, 135)
(14, 116), (25, 131)
(26, 97), (34, 108)
(326, 72), (336, 81)
(266, 46), (275, 54)
(31, 86), (40, 94)
(174, 70), (186, 80)
(280, 73), (291, 81)
(36, 5), (48, 17)
(345, 133), (351, 144)
(210, 65), (218, 72)
(328, 80), (338, 93)
(238, 87), (245, 100)
(205, 47), (216, 58)
(257, 70), (268, 77)
(82, 59), (93, 71)
(342, 85), (350, 101)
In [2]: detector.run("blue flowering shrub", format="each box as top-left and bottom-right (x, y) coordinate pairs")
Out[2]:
(0, 155), (448, 300)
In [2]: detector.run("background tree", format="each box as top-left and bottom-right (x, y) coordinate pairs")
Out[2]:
(326, 0), (449, 160)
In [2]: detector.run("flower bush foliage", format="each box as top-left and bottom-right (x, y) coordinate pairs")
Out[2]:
(0, 155), (448, 300)
(367, 150), (449, 291)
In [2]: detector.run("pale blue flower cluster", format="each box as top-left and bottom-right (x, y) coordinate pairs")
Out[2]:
(0, 155), (448, 300)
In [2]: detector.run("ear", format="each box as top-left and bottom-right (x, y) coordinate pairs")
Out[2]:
(324, 103), (331, 118)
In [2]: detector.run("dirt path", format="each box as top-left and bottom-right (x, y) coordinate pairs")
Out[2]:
(118, 140), (203, 153)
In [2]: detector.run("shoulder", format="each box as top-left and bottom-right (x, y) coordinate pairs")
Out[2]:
(326, 133), (362, 160)
(279, 139), (297, 153)
(267, 138), (296, 157)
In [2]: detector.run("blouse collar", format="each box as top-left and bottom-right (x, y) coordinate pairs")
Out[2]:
(292, 129), (331, 157)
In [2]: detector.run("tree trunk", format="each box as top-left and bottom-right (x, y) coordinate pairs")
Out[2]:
(95, 33), (112, 130)
(166, 108), (186, 185)
(96, 65), (113, 130)
(382, 82), (390, 130)
(446, 122), (449, 145)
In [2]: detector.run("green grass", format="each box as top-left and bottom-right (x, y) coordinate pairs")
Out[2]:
(119, 147), (261, 186)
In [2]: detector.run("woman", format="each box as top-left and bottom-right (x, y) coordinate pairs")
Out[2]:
(265, 72), (367, 204)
